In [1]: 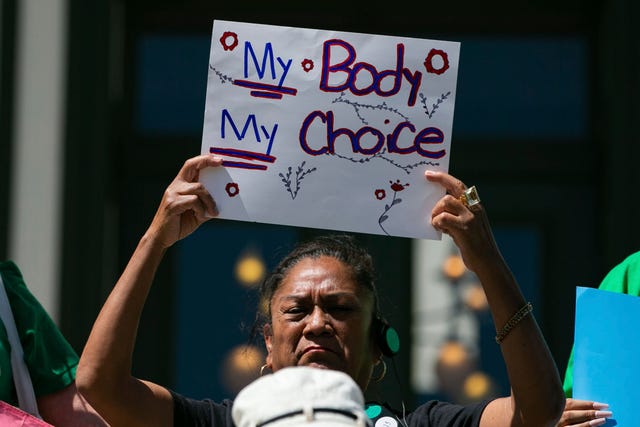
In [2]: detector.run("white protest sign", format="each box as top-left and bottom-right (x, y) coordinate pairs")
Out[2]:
(200, 20), (460, 239)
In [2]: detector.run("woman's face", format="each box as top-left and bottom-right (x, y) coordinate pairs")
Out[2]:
(263, 255), (380, 390)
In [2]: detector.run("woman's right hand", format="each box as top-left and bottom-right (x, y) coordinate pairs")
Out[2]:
(555, 399), (612, 427)
(146, 154), (222, 249)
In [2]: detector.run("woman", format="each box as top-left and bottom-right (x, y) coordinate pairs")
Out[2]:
(0, 260), (108, 427)
(76, 154), (564, 426)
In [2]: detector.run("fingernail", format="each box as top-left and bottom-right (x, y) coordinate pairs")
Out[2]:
(593, 402), (609, 410)
(425, 170), (436, 176)
(594, 411), (612, 418)
(589, 419), (606, 426)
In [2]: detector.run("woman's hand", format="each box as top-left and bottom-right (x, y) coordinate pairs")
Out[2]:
(146, 154), (222, 249)
(425, 170), (499, 273)
(555, 399), (612, 427)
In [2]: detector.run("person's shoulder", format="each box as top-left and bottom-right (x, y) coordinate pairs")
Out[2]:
(0, 260), (19, 272)
(0, 260), (26, 289)
(0, 260), (61, 329)
(0, 260), (41, 303)
(619, 251), (640, 266)
(170, 390), (234, 427)
(599, 250), (640, 294)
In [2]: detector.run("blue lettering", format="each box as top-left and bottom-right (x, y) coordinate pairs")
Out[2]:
(260, 124), (278, 155)
(244, 42), (276, 79)
(221, 109), (261, 142)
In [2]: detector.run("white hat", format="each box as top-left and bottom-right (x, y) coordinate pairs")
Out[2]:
(232, 366), (371, 427)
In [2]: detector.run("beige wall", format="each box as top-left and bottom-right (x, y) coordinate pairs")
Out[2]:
(8, 0), (67, 321)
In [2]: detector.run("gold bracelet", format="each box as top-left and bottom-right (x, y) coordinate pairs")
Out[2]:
(495, 302), (533, 344)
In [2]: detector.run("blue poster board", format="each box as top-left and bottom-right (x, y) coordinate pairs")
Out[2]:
(574, 286), (640, 426)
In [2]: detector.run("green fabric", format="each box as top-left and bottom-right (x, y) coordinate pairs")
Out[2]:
(0, 260), (79, 405)
(563, 251), (640, 397)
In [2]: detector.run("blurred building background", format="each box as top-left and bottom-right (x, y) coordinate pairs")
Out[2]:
(2, 0), (639, 410)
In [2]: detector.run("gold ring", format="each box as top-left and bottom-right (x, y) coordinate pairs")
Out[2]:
(459, 186), (481, 208)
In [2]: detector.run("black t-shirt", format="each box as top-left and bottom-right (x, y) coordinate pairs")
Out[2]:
(171, 390), (489, 427)
(365, 400), (489, 427)
(171, 391), (233, 427)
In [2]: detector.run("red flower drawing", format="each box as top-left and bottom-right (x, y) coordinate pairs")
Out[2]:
(376, 179), (410, 236)
(220, 31), (239, 51)
(301, 59), (314, 72)
(389, 179), (410, 192)
(225, 182), (239, 197)
(424, 49), (449, 75)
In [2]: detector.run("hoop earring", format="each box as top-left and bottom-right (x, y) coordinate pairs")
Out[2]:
(371, 359), (387, 383)
(260, 364), (272, 376)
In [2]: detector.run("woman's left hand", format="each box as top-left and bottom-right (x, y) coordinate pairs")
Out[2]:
(425, 170), (499, 273)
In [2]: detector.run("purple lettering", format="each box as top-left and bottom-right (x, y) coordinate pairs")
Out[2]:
(300, 111), (446, 159)
(319, 40), (423, 106)
(415, 127), (446, 158)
